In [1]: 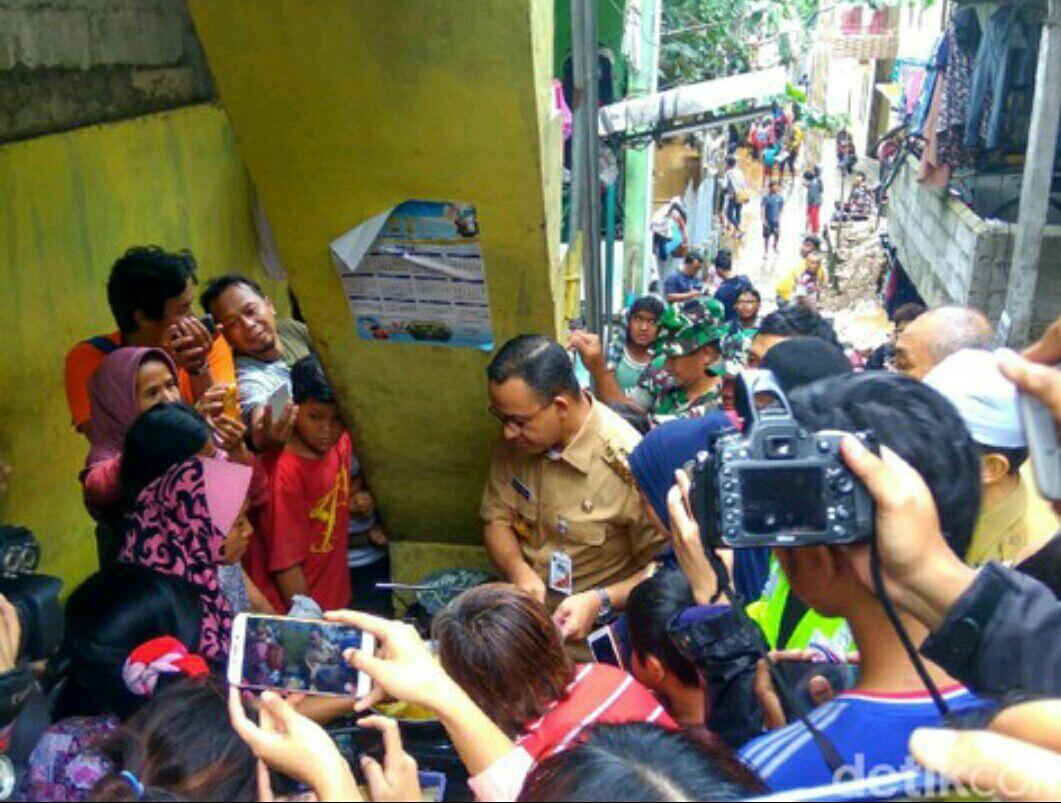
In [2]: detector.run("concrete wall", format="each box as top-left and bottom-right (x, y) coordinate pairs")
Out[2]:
(888, 156), (1060, 342)
(0, 0), (214, 143)
(0, 105), (286, 592)
(188, 0), (564, 579)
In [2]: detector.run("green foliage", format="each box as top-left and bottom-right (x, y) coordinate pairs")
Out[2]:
(660, 0), (936, 89)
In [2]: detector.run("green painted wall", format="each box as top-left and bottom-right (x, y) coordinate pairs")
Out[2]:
(188, 1), (564, 563)
(554, 0), (629, 94)
(0, 105), (287, 592)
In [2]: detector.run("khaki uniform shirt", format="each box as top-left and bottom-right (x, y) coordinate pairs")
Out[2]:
(480, 398), (664, 611)
(967, 470), (1059, 566)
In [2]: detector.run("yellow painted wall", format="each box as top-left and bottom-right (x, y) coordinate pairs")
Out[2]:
(188, 1), (564, 550)
(0, 105), (286, 592)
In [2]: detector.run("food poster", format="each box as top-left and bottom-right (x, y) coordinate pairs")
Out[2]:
(330, 200), (494, 350)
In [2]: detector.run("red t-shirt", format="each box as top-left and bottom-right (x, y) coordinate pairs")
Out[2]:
(255, 432), (352, 612)
(517, 663), (677, 762)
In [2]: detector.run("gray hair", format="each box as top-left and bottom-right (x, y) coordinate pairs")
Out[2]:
(921, 306), (995, 363)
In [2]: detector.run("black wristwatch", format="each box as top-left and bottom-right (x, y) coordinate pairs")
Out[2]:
(595, 587), (613, 622)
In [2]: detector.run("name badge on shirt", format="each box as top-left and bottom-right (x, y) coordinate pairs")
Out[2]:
(549, 550), (574, 596)
(511, 477), (533, 502)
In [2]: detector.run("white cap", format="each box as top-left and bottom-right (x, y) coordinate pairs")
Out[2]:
(924, 348), (1025, 449)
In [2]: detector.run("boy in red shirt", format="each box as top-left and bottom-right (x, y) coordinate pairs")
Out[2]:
(257, 355), (362, 612)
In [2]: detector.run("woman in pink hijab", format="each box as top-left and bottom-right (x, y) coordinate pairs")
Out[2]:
(82, 348), (181, 511)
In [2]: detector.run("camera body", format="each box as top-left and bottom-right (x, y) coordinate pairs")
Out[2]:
(691, 370), (876, 549)
(0, 526), (63, 662)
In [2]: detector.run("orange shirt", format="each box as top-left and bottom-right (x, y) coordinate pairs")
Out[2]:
(64, 331), (236, 430)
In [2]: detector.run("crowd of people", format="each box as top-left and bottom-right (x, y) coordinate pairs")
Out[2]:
(0, 231), (1056, 803)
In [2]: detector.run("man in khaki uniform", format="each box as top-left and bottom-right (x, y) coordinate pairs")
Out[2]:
(481, 335), (664, 647)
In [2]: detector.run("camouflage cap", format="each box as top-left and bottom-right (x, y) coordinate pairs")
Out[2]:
(652, 297), (730, 357)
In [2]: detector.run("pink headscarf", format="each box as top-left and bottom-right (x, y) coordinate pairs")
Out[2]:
(86, 348), (178, 468)
(120, 456), (253, 660)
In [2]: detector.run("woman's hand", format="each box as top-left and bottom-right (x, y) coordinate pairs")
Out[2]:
(196, 383), (230, 421)
(0, 596), (21, 673)
(228, 688), (361, 802)
(211, 415), (250, 463)
(358, 716), (422, 802)
(324, 610), (453, 713)
(666, 469), (721, 605)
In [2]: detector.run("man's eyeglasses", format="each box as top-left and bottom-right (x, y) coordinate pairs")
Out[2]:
(488, 398), (555, 430)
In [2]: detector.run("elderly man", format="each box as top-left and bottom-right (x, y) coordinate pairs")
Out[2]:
(893, 305), (994, 379)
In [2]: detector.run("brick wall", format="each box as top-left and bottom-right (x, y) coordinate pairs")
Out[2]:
(888, 155), (1059, 341)
(0, 0), (214, 143)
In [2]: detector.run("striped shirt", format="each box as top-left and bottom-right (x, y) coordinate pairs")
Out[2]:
(739, 686), (990, 793)
(470, 664), (676, 801)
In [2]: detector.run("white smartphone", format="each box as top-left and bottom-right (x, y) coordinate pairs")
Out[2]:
(587, 624), (624, 669)
(267, 383), (292, 421)
(1020, 367), (1061, 501)
(227, 613), (375, 698)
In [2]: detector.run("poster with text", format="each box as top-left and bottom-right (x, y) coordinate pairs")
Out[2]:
(330, 200), (493, 350)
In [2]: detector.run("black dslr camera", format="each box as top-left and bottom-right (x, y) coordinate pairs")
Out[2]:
(691, 370), (876, 548)
(0, 526), (63, 662)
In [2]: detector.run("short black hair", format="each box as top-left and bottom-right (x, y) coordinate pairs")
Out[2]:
(107, 247), (198, 334)
(726, 156), (737, 168)
(761, 336), (852, 394)
(629, 295), (665, 323)
(199, 273), (265, 316)
(120, 402), (211, 507)
(802, 234), (822, 250)
(892, 302), (927, 325)
(486, 335), (580, 402)
(627, 568), (699, 687)
(518, 723), (764, 801)
(684, 250), (705, 266)
(713, 249), (733, 272)
(977, 444), (1029, 476)
(790, 372), (982, 558)
(738, 288), (762, 303)
(291, 354), (336, 404)
(758, 305), (841, 349)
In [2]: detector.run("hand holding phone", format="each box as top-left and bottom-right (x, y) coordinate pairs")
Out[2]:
(228, 613), (375, 698)
(267, 383), (292, 423)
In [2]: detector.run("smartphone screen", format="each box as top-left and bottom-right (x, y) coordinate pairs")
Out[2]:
(587, 625), (623, 669)
(228, 613), (374, 698)
(267, 383), (291, 421)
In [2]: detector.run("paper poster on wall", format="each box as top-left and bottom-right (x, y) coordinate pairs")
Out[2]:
(330, 200), (493, 350)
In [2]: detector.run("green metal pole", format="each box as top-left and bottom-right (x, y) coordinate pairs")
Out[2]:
(605, 180), (618, 321)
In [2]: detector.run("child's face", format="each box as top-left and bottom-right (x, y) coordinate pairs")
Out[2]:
(296, 399), (344, 455)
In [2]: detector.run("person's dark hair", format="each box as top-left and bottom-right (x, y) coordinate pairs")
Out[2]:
(761, 336), (852, 395)
(892, 302), (927, 325)
(684, 250), (704, 266)
(120, 403), (211, 507)
(433, 584), (575, 736)
(52, 564), (202, 721)
(629, 295), (665, 325)
(802, 234), (822, 250)
(518, 723), (765, 802)
(486, 335), (580, 402)
(738, 288), (762, 304)
(90, 676), (256, 802)
(726, 156), (737, 168)
(199, 273), (265, 317)
(758, 305), (841, 348)
(291, 354), (336, 405)
(790, 372), (982, 557)
(977, 444), (1029, 475)
(626, 569), (699, 687)
(803, 169), (815, 181)
(610, 402), (651, 435)
(107, 247), (198, 335)
(713, 249), (733, 272)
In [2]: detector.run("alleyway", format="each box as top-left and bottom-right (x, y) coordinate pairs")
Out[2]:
(721, 139), (891, 351)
